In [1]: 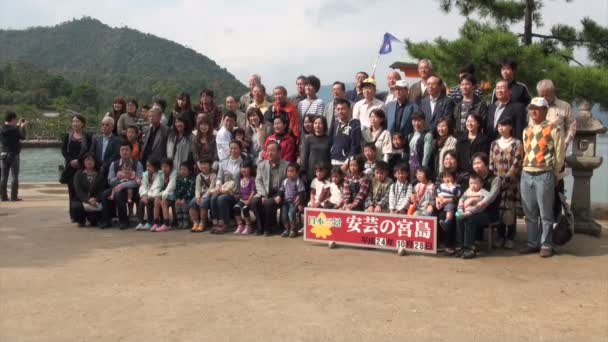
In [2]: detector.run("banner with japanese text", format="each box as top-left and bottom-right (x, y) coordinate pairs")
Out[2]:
(303, 208), (437, 254)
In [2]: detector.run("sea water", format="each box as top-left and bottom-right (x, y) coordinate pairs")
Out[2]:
(17, 135), (608, 203)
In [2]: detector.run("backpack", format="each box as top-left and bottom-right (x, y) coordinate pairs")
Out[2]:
(553, 192), (574, 246)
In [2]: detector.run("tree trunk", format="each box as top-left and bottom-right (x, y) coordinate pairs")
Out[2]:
(523, 0), (534, 45)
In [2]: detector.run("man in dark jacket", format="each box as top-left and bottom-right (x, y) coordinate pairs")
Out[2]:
(384, 80), (418, 138)
(486, 80), (527, 140)
(452, 73), (488, 136)
(0, 111), (26, 201)
(89, 116), (121, 177)
(141, 108), (169, 166)
(420, 76), (455, 131)
(329, 99), (361, 172)
(345, 71), (368, 103)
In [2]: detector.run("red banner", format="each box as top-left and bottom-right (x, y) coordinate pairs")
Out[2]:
(303, 208), (437, 254)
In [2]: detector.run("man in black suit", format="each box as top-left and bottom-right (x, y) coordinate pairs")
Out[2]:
(486, 80), (527, 140)
(89, 116), (121, 176)
(419, 76), (455, 131)
(345, 71), (368, 103)
(141, 108), (169, 166)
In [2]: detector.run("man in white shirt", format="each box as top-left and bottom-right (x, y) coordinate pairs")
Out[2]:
(216, 112), (236, 161)
(352, 78), (384, 129)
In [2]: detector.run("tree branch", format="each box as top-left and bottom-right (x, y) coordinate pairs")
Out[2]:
(518, 32), (608, 47)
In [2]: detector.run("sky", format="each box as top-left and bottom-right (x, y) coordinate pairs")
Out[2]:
(0, 0), (606, 93)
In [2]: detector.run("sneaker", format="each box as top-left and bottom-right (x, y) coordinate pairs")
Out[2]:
(493, 237), (505, 249)
(150, 224), (160, 232)
(281, 229), (289, 238)
(143, 223), (152, 230)
(234, 223), (245, 235)
(298, 227), (304, 234)
(264, 231), (272, 237)
(156, 224), (171, 232)
(241, 224), (252, 235)
(288, 229), (297, 238)
(503, 239), (514, 249)
(540, 247), (553, 258)
(135, 223), (145, 230)
(519, 246), (541, 254)
(462, 249), (476, 259)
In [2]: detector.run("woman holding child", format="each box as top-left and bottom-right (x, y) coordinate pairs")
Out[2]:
(455, 152), (501, 259)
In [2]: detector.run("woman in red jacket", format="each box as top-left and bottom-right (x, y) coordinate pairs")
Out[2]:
(262, 117), (296, 162)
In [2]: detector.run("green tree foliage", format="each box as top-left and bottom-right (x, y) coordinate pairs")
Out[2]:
(0, 62), (100, 139)
(0, 17), (248, 106)
(437, 0), (607, 66)
(406, 20), (608, 108)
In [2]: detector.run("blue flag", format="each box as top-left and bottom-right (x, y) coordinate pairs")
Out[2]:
(378, 32), (402, 55)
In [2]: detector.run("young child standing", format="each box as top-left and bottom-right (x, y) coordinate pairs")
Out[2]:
(308, 162), (331, 208)
(388, 163), (413, 214)
(136, 159), (162, 230)
(365, 161), (393, 213)
(411, 166), (435, 216)
(151, 158), (177, 232)
(362, 142), (378, 178)
(456, 174), (491, 218)
(436, 170), (462, 230)
(189, 159), (216, 232)
(233, 160), (256, 235)
(388, 132), (408, 172)
(279, 163), (306, 238)
(174, 162), (195, 229)
(126, 125), (141, 161)
(322, 167), (344, 209)
(341, 156), (370, 211)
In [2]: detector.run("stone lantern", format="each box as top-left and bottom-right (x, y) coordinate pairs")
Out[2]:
(565, 101), (607, 236)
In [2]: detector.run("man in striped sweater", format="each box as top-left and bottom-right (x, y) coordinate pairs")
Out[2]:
(519, 97), (564, 258)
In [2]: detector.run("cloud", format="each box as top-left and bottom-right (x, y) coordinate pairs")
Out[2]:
(307, 0), (379, 26)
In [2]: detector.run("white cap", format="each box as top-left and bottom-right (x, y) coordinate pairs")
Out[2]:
(394, 80), (410, 88)
(528, 97), (549, 109)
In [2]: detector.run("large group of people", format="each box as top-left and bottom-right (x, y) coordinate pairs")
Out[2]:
(1, 58), (576, 259)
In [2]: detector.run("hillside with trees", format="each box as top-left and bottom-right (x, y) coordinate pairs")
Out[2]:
(0, 17), (247, 109)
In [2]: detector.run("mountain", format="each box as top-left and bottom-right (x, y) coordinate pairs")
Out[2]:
(0, 17), (247, 106)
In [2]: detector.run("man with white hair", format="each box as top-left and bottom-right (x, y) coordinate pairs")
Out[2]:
(536, 79), (576, 148)
(537, 79), (576, 195)
(90, 116), (121, 174)
(383, 70), (402, 103)
(240, 74), (262, 111)
(409, 59), (433, 105)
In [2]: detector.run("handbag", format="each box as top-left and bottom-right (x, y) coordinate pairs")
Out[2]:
(59, 164), (69, 184)
(553, 192), (574, 246)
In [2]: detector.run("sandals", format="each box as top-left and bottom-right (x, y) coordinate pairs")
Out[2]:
(211, 225), (226, 234)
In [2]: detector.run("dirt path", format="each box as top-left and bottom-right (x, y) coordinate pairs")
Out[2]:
(1, 185), (607, 341)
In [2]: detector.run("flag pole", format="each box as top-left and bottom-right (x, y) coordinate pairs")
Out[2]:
(371, 52), (381, 78)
